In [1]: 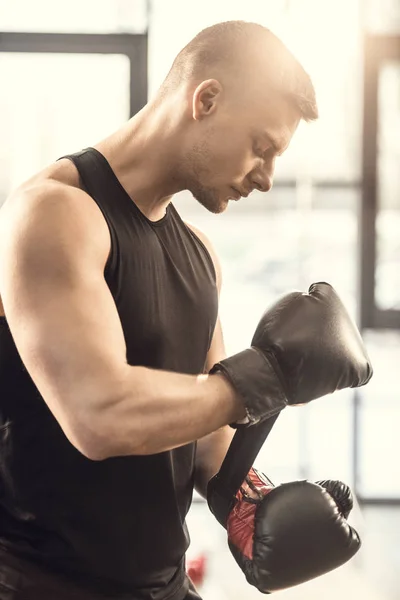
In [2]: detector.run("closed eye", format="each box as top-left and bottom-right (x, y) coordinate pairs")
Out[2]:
(253, 144), (277, 160)
(252, 144), (269, 159)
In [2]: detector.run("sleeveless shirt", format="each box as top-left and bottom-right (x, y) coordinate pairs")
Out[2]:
(0, 148), (218, 599)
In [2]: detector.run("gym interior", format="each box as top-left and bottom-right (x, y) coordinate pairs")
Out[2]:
(0, 1), (399, 598)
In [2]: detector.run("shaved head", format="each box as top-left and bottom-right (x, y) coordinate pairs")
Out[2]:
(160, 20), (318, 122)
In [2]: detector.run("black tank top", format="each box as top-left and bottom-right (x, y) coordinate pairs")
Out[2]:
(0, 148), (218, 599)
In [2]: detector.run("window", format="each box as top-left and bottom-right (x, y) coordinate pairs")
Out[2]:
(0, 0), (148, 33)
(0, 52), (130, 201)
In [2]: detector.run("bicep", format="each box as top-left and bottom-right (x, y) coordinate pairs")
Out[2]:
(0, 187), (128, 454)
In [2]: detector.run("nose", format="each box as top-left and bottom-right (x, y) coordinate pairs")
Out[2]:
(251, 174), (273, 193)
(250, 161), (275, 193)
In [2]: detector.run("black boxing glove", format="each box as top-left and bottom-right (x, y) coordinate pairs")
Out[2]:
(210, 282), (372, 425)
(316, 479), (354, 519)
(211, 468), (360, 593)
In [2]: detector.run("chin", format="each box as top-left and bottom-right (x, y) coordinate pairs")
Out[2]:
(192, 188), (228, 215)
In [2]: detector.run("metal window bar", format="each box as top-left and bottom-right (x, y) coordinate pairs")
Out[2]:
(355, 33), (400, 505)
(360, 33), (400, 330)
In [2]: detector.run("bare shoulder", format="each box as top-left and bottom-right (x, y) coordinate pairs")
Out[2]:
(0, 180), (112, 321)
(0, 179), (110, 265)
(184, 220), (222, 289)
(2, 175), (102, 228)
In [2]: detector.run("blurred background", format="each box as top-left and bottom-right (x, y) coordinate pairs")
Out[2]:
(0, 0), (399, 598)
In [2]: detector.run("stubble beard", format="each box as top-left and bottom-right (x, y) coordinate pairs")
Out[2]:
(190, 183), (227, 214)
(181, 139), (229, 215)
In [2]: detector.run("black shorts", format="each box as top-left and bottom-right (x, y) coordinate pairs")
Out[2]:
(0, 547), (202, 600)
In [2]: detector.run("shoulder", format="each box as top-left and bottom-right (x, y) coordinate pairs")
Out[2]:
(184, 220), (222, 291)
(0, 180), (110, 264)
(2, 177), (106, 233)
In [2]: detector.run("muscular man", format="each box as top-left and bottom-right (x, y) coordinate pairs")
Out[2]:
(0, 21), (370, 600)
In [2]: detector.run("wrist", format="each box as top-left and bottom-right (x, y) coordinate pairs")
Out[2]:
(210, 348), (288, 425)
(210, 372), (247, 423)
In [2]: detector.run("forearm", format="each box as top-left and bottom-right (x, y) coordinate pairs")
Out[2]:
(194, 426), (235, 498)
(95, 365), (245, 458)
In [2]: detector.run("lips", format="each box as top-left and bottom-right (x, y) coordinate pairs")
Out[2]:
(231, 188), (242, 200)
(231, 187), (249, 199)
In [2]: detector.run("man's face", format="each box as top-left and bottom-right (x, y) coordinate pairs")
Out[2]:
(183, 86), (301, 214)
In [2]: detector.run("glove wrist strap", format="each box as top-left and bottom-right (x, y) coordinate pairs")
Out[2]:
(207, 413), (280, 527)
(210, 347), (288, 426)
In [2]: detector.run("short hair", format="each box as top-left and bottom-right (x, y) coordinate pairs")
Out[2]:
(161, 21), (318, 122)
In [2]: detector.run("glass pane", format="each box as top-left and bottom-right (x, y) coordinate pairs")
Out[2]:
(0, 0), (148, 33)
(358, 330), (400, 498)
(0, 53), (130, 199)
(375, 62), (400, 310)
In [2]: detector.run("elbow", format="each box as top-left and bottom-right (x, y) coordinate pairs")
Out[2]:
(78, 439), (111, 462)
(66, 410), (150, 460)
(61, 368), (155, 459)
(62, 411), (117, 461)
(67, 424), (113, 461)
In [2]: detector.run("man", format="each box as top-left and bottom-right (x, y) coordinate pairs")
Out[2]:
(0, 20), (369, 600)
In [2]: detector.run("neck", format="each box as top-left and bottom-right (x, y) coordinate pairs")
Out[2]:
(94, 98), (187, 221)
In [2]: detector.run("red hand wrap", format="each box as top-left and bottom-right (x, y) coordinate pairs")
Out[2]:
(226, 468), (274, 560)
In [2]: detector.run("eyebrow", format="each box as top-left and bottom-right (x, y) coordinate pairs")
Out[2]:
(265, 133), (289, 157)
(261, 132), (282, 154)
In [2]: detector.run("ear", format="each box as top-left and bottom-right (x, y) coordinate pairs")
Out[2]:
(192, 79), (223, 120)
